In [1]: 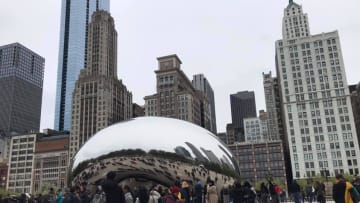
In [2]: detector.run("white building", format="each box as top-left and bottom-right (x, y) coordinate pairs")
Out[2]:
(244, 112), (270, 143)
(276, 1), (360, 178)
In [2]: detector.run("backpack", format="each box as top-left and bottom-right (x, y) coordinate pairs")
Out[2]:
(91, 192), (107, 203)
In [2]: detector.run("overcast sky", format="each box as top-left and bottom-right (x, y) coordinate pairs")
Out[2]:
(0, 0), (359, 133)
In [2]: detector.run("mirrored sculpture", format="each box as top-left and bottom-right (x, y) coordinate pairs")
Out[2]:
(70, 117), (240, 187)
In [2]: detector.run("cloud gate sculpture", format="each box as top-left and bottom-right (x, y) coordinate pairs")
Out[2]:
(70, 117), (240, 188)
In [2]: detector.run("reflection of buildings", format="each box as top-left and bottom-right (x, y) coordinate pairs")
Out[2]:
(174, 146), (191, 158)
(144, 55), (212, 132)
(276, 1), (360, 178)
(54, 0), (110, 131)
(0, 162), (8, 189)
(200, 148), (220, 165)
(33, 132), (69, 194)
(133, 103), (145, 118)
(228, 141), (286, 183)
(6, 130), (69, 194)
(69, 11), (132, 158)
(185, 142), (207, 162)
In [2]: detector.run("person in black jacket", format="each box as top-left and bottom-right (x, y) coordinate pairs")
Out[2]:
(230, 181), (243, 203)
(101, 171), (125, 203)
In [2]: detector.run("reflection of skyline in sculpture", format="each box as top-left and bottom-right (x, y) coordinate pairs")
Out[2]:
(70, 117), (239, 187)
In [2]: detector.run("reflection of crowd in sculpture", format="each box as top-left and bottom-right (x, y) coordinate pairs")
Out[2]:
(72, 156), (233, 189)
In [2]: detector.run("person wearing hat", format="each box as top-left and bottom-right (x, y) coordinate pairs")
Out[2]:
(164, 186), (183, 203)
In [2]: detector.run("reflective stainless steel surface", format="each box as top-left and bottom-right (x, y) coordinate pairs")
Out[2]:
(70, 117), (239, 186)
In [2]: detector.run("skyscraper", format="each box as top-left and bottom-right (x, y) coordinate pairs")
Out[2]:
(263, 71), (284, 141)
(69, 11), (132, 158)
(276, 1), (360, 178)
(54, 0), (110, 131)
(144, 55), (212, 132)
(0, 43), (44, 136)
(192, 74), (217, 134)
(230, 91), (257, 129)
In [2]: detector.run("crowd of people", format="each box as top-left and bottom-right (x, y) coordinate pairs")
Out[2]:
(2, 173), (360, 203)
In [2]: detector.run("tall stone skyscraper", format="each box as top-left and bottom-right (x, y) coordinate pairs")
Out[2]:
(263, 71), (284, 141)
(69, 11), (132, 158)
(276, 1), (360, 178)
(144, 55), (212, 132)
(192, 74), (217, 134)
(230, 91), (257, 129)
(54, 0), (110, 131)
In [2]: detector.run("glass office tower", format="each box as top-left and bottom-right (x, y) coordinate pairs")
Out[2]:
(54, 0), (110, 131)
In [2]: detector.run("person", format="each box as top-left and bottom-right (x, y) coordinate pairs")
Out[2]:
(220, 184), (230, 203)
(44, 188), (57, 203)
(180, 181), (190, 203)
(56, 189), (63, 203)
(164, 187), (182, 203)
(288, 180), (302, 203)
(305, 181), (314, 203)
(242, 181), (256, 203)
(63, 187), (81, 203)
(259, 182), (269, 203)
(231, 181), (243, 203)
(315, 181), (326, 203)
(353, 175), (360, 194)
(123, 185), (134, 203)
(194, 179), (202, 203)
(135, 186), (148, 203)
(79, 183), (91, 203)
(205, 180), (217, 203)
(101, 171), (125, 203)
(268, 181), (279, 203)
(149, 184), (161, 203)
(333, 174), (360, 203)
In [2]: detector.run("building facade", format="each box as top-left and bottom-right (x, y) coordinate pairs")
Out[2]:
(0, 43), (44, 136)
(228, 141), (287, 183)
(192, 74), (217, 134)
(132, 103), (145, 118)
(244, 111), (270, 143)
(69, 11), (132, 159)
(276, 1), (360, 178)
(263, 71), (284, 141)
(144, 55), (212, 132)
(230, 91), (257, 129)
(33, 133), (69, 194)
(54, 0), (110, 131)
(6, 134), (37, 193)
(0, 162), (8, 189)
(350, 84), (360, 149)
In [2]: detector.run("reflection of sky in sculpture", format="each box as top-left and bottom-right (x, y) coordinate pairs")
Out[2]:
(72, 117), (238, 172)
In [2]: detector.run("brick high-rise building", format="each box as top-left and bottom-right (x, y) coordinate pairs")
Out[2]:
(276, 1), (360, 178)
(69, 11), (132, 158)
(144, 55), (211, 132)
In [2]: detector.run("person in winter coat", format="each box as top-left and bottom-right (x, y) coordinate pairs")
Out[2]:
(243, 181), (256, 203)
(194, 179), (202, 203)
(63, 187), (81, 203)
(149, 185), (162, 203)
(135, 186), (149, 203)
(123, 185), (134, 203)
(333, 174), (358, 203)
(164, 187), (183, 203)
(101, 171), (125, 203)
(220, 184), (230, 203)
(56, 189), (63, 203)
(205, 180), (218, 203)
(180, 181), (190, 203)
(231, 181), (243, 203)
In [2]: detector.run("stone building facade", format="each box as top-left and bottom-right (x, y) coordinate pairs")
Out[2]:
(144, 55), (211, 132)
(69, 11), (132, 159)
